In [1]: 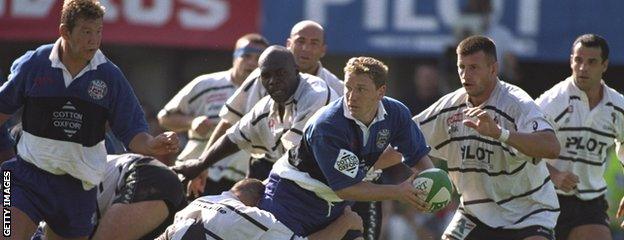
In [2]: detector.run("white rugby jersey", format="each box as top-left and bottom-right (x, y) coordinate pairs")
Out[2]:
(536, 77), (624, 200)
(219, 62), (343, 124)
(159, 70), (249, 181)
(227, 74), (337, 161)
(415, 80), (559, 229)
(163, 191), (305, 240)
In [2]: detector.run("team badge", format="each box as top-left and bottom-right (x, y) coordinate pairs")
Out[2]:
(376, 129), (390, 149)
(88, 80), (107, 100)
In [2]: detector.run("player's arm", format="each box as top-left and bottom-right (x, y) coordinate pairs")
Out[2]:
(334, 173), (427, 211)
(157, 111), (193, 132)
(462, 107), (560, 158)
(128, 132), (179, 156)
(171, 134), (240, 180)
(375, 147), (434, 184)
(206, 119), (232, 148)
(545, 162), (579, 192)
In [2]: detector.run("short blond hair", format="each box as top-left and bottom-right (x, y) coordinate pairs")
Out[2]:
(61, 0), (105, 32)
(344, 57), (388, 88)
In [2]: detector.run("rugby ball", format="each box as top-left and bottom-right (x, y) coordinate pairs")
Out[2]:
(412, 168), (453, 212)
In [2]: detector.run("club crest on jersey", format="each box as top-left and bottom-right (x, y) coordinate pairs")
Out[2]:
(334, 149), (359, 178)
(446, 112), (463, 125)
(88, 80), (107, 100)
(376, 129), (390, 149)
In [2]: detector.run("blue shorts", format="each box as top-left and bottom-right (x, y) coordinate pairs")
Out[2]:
(259, 174), (352, 236)
(1, 157), (96, 238)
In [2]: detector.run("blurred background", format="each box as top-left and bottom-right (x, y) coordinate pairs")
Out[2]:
(1, 0), (623, 239)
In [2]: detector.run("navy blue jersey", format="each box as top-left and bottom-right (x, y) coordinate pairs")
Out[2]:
(0, 41), (147, 188)
(259, 96), (430, 235)
(0, 123), (13, 152)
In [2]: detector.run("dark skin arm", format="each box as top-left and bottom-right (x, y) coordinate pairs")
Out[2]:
(171, 134), (240, 181)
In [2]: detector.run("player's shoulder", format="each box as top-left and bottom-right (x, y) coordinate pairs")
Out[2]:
(319, 67), (341, 81)
(417, 88), (466, 115)
(535, 78), (571, 105)
(604, 83), (624, 113)
(12, 44), (54, 70)
(301, 73), (327, 89)
(381, 96), (411, 116)
(308, 99), (347, 130)
(189, 71), (233, 88)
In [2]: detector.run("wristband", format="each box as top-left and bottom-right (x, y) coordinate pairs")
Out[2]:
(498, 128), (510, 142)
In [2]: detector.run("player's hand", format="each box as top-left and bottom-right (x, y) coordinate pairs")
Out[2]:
(396, 173), (429, 212)
(148, 131), (179, 155)
(170, 158), (206, 180)
(550, 170), (579, 192)
(191, 116), (215, 136)
(187, 170), (208, 199)
(339, 206), (363, 231)
(462, 107), (501, 139)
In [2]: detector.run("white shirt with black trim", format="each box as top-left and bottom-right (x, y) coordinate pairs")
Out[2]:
(164, 191), (306, 240)
(227, 74), (337, 161)
(158, 70), (249, 182)
(536, 77), (624, 200)
(415, 80), (559, 229)
(219, 63), (343, 124)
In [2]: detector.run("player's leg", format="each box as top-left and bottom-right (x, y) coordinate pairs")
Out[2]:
(92, 159), (184, 239)
(566, 225), (611, 240)
(2, 158), (45, 239)
(556, 195), (611, 240)
(45, 225), (88, 240)
(522, 237), (549, 240)
(91, 200), (169, 240)
(4, 207), (37, 240)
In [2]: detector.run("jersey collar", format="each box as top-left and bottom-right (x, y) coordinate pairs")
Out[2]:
(342, 98), (387, 127)
(49, 38), (108, 86)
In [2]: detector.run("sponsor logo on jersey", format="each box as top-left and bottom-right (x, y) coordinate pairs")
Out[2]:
(88, 79), (107, 100)
(446, 112), (463, 125)
(52, 101), (83, 138)
(334, 149), (359, 178)
(376, 129), (390, 149)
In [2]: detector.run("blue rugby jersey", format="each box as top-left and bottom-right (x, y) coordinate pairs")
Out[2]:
(259, 96), (430, 235)
(0, 40), (148, 189)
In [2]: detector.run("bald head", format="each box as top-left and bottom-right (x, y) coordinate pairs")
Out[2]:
(258, 45), (300, 104)
(259, 45), (297, 71)
(290, 20), (325, 40)
(287, 20), (327, 74)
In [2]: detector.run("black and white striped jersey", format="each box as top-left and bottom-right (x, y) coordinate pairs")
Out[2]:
(219, 63), (343, 125)
(158, 70), (249, 181)
(226, 74), (337, 162)
(161, 192), (305, 240)
(536, 77), (624, 200)
(414, 80), (559, 229)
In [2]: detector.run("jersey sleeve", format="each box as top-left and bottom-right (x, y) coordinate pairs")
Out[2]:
(392, 105), (430, 167)
(308, 124), (366, 191)
(534, 89), (565, 129)
(219, 70), (265, 124)
(108, 69), (149, 147)
(226, 97), (270, 158)
(516, 99), (553, 134)
(281, 86), (337, 151)
(0, 51), (33, 114)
